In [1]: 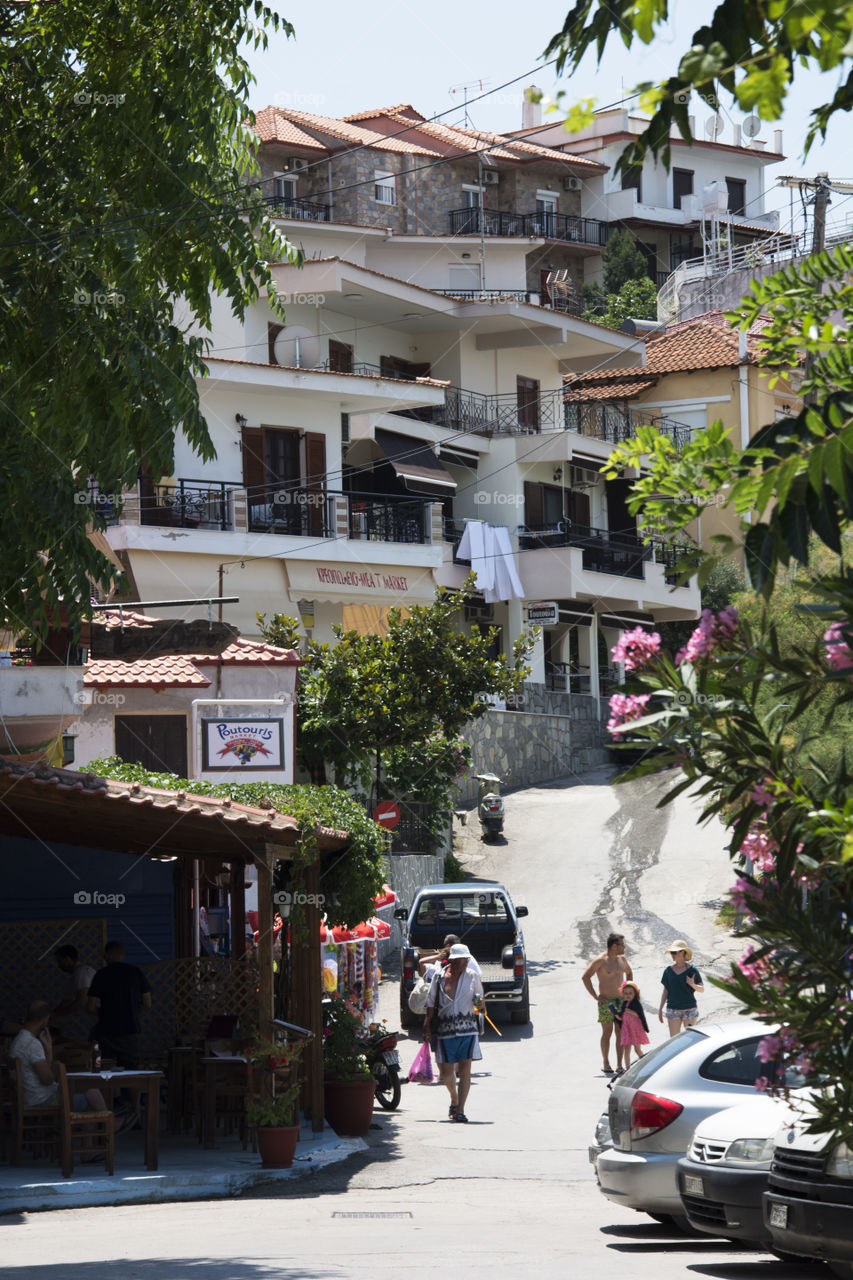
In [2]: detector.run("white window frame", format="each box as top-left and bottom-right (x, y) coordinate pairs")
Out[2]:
(373, 170), (396, 205)
(536, 189), (559, 213)
(273, 172), (297, 202)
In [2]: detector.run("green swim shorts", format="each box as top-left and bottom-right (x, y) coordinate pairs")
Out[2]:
(597, 1001), (614, 1025)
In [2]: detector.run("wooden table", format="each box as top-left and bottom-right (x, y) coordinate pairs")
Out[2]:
(68, 1069), (163, 1170)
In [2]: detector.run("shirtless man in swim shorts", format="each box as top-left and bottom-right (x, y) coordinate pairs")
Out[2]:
(581, 933), (633, 1075)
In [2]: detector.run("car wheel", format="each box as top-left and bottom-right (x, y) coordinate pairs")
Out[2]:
(511, 979), (530, 1024)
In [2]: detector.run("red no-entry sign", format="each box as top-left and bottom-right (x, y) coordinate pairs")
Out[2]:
(373, 801), (401, 830)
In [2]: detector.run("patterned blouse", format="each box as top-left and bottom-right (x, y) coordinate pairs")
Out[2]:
(427, 967), (484, 1039)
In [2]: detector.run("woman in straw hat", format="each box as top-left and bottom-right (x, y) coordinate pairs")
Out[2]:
(423, 943), (484, 1123)
(658, 940), (704, 1036)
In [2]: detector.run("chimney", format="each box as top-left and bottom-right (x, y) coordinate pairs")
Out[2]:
(774, 129), (783, 153)
(523, 87), (542, 130)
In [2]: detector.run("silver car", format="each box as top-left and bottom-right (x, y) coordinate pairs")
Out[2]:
(595, 1020), (775, 1224)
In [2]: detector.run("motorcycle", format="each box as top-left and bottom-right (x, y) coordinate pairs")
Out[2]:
(476, 772), (504, 841)
(364, 1025), (401, 1110)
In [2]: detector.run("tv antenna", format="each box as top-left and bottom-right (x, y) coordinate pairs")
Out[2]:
(449, 79), (489, 128)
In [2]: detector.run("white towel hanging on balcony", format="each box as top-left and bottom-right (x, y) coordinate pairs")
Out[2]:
(457, 520), (523, 604)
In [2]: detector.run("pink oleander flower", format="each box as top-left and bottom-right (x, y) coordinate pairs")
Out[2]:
(754, 1075), (771, 1093)
(676, 607), (740, 665)
(729, 875), (765, 917)
(741, 828), (778, 874)
(737, 945), (771, 988)
(750, 781), (776, 809)
(824, 622), (853, 672)
(611, 627), (662, 672)
(758, 1034), (782, 1063)
(607, 692), (650, 734)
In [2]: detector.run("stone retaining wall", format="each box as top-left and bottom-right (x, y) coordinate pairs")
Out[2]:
(456, 696), (609, 805)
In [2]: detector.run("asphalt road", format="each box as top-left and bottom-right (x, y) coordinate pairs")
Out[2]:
(1, 767), (828, 1279)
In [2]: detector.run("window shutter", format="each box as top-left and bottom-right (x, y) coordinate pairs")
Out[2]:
(567, 490), (591, 527)
(241, 427), (266, 490)
(523, 481), (543, 529)
(304, 432), (327, 536)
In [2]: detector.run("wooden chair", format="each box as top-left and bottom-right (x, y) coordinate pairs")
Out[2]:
(57, 1063), (114, 1178)
(10, 1057), (59, 1166)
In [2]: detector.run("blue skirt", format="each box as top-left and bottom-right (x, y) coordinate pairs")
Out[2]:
(436, 1034), (481, 1064)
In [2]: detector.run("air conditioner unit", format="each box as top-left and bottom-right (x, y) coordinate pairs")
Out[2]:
(465, 602), (494, 622)
(571, 465), (600, 487)
(563, 176), (582, 191)
(288, 158), (309, 173)
(483, 170), (500, 185)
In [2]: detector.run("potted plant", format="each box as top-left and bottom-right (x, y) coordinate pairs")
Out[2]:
(247, 1037), (304, 1168)
(322, 997), (376, 1137)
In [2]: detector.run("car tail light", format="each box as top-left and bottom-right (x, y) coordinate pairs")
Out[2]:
(629, 1091), (683, 1141)
(514, 948), (524, 979)
(403, 952), (413, 981)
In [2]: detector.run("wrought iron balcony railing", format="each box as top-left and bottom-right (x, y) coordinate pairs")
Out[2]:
(348, 495), (429, 544)
(518, 523), (651, 579)
(448, 207), (609, 246)
(139, 479), (234, 530)
(264, 195), (331, 222)
(246, 484), (334, 537)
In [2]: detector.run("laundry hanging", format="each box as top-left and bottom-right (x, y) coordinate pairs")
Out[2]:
(457, 520), (524, 603)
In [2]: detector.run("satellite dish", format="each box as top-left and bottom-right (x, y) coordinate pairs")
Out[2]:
(273, 325), (321, 369)
(704, 114), (724, 139)
(742, 114), (761, 139)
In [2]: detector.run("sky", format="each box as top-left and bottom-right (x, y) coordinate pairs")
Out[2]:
(243, 0), (853, 234)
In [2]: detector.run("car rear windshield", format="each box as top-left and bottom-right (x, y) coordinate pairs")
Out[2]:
(619, 1028), (707, 1088)
(415, 893), (509, 928)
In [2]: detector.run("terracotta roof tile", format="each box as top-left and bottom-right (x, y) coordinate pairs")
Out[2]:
(565, 317), (765, 396)
(192, 637), (300, 666)
(564, 377), (658, 401)
(85, 656), (212, 689)
(343, 104), (424, 122)
(256, 107), (441, 156)
(253, 106), (327, 150)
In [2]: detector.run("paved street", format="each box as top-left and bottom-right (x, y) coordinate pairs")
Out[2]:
(1, 768), (824, 1278)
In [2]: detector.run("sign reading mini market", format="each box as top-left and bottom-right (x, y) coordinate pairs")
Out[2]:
(201, 718), (285, 772)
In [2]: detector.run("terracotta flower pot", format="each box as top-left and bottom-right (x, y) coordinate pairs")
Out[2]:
(255, 1124), (300, 1169)
(323, 1076), (376, 1136)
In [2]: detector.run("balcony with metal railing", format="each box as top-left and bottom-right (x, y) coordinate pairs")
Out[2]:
(448, 207), (609, 247)
(564, 402), (693, 450)
(518, 523), (651, 579)
(263, 194), (331, 222)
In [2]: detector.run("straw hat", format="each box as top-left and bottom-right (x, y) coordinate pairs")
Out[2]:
(666, 939), (693, 962)
(621, 980), (640, 999)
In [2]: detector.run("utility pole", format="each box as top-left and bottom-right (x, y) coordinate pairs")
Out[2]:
(811, 172), (830, 256)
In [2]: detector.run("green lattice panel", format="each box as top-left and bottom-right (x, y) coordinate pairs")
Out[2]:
(139, 955), (260, 1064)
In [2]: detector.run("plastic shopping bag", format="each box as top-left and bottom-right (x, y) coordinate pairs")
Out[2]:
(408, 1040), (433, 1083)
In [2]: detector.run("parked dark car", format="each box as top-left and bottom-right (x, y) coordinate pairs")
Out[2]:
(764, 1104), (853, 1277)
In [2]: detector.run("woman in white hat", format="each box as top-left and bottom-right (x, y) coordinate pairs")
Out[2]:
(658, 940), (704, 1036)
(423, 942), (484, 1123)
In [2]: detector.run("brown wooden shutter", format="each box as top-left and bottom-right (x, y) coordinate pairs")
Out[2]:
(567, 490), (591, 528)
(523, 481), (543, 529)
(304, 432), (327, 535)
(241, 427), (266, 490)
(328, 340), (353, 373)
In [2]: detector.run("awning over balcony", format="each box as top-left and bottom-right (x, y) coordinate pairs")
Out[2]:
(375, 428), (457, 498)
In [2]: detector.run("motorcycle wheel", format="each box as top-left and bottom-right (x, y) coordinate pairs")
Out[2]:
(373, 1064), (401, 1110)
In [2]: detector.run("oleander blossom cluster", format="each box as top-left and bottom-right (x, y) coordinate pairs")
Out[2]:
(610, 627), (662, 672)
(755, 1027), (816, 1091)
(736, 945), (785, 994)
(741, 827), (778, 874)
(606, 693), (650, 735)
(676, 605), (739, 665)
(824, 621), (853, 672)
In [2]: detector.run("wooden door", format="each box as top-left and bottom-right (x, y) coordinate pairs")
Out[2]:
(328, 340), (353, 373)
(115, 715), (188, 777)
(304, 432), (327, 536)
(517, 376), (540, 432)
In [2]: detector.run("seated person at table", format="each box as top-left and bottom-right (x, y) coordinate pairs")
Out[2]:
(87, 941), (151, 1068)
(9, 999), (115, 1118)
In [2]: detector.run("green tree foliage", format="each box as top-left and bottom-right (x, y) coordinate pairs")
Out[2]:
(546, 2), (853, 177)
(550, 2), (853, 1139)
(1, 0), (296, 637)
(583, 277), (658, 329)
(259, 576), (532, 819)
(84, 757), (386, 928)
(602, 228), (652, 295)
